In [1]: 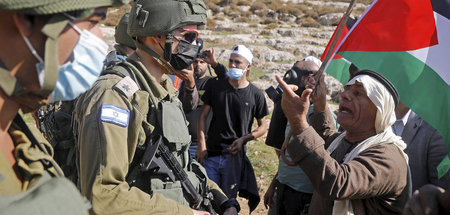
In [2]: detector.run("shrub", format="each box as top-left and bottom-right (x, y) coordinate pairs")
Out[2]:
(255, 9), (269, 17)
(235, 17), (250, 23)
(215, 16), (225, 21)
(237, 0), (252, 6)
(241, 10), (253, 17)
(300, 17), (320, 28)
(207, 2), (221, 14)
(303, 10), (319, 19)
(288, 8), (302, 17)
(217, 0), (232, 7)
(261, 18), (276, 25)
(261, 29), (272, 36)
(315, 5), (345, 16)
(267, 0), (283, 12)
(298, 3), (312, 13)
(250, 1), (266, 11)
(206, 18), (216, 30)
(266, 23), (279, 29)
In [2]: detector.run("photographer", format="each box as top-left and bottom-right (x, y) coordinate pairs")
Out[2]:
(264, 57), (338, 215)
(178, 42), (227, 158)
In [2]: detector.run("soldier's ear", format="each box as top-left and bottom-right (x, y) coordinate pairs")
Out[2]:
(13, 13), (33, 37)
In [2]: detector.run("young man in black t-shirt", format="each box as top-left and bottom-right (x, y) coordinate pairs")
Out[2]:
(197, 45), (268, 201)
(179, 44), (227, 158)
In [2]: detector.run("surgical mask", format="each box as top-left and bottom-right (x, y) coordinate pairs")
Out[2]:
(170, 40), (199, 71)
(49, 23), (108, 102)
(227, 65), (248, 80)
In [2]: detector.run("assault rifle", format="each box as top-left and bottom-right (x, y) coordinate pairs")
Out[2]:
(135, 134), (216, 214)
(36, 103), (58, 146)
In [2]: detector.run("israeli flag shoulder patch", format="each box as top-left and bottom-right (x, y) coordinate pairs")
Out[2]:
(100, 104), (130, 127)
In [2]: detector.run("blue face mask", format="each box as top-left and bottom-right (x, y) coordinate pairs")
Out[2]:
(226, 65), (248, 80)
(48, 23), (108, 102)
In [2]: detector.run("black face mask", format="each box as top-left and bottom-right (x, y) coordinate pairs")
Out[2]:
(170, 40), (200, 71)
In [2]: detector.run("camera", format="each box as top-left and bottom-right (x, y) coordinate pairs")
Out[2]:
(197, 51), (208, 59)
(265, 66), (313, 149)
(265, 67), (312, 103)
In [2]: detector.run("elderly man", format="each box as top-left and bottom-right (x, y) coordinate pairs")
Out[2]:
(276, 70), (410, 214)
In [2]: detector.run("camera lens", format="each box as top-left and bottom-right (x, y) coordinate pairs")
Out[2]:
(265, 86), (283, 103)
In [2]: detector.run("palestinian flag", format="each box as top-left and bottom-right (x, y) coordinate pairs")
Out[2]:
(321, 16), (357, 81)
(324, 0), (450, 177)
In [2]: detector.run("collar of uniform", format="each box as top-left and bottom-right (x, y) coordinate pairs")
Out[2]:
(160, 74), (178, 97)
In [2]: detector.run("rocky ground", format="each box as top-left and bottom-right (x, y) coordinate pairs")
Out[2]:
(100, 1), (371, 213)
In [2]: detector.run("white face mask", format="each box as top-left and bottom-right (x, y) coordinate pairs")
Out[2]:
(226, 64), (248, 80)
(22, 21), (108, 102)
(49, 23), (108, 102)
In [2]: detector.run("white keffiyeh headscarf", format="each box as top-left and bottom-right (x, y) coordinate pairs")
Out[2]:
(327, 73), (408, 215)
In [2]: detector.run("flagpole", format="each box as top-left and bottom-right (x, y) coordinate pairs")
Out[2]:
(315, 0), (358, 83)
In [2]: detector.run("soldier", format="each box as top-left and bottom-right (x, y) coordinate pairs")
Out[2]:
(73, 0), (239, 214)
(0, 0), (126, 214)
(104, 12), (136, 68)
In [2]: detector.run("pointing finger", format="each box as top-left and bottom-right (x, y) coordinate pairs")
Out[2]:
(275, 75), (299, 98)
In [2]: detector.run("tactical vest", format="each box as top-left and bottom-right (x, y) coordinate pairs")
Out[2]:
(86, 59), (211, 207)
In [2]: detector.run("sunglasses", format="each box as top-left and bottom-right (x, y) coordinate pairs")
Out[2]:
(175, 29), (199, 44)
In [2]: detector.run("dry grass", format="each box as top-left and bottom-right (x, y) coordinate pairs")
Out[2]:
(267, 0), (283, 12)
(266, 23), (279, 30)
(299, 17), (321, 28)
(315, 4), (346, 16)
(237, 0), (252, 6)
(102, 4), (131, 27)
(207, 2), (221, 14)
(261, 18), (277, 25)
(206, 18), (216, 30)
(250, 1), (267, 11)
(235, 16), (250, 23)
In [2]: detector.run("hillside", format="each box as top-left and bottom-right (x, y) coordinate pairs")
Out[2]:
(99, 0), (374, 214)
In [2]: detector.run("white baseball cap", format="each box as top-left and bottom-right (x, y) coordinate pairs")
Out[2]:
(231, 45), (253, 64)
(303, 56), (322, 67)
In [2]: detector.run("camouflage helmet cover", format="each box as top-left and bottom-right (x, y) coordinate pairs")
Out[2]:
(115, 13), (136, 49)
(128, 0), (207, 37)
(0, 0), (128, 17)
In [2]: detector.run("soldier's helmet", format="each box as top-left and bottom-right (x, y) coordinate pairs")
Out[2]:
(127, 0), (207, 37)
(0, 0), (127, 18)
(115, 13), (136, 50)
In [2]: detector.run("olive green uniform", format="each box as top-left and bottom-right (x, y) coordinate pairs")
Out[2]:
(0, 121), (60, 194)
(0, 115), (88, 215)
(74, 53), (228, 214)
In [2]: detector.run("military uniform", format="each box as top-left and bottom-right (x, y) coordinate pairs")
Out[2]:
(0, 117), (59, 194)
(0, 114), (88, 215)
(74, 53), (229, 214)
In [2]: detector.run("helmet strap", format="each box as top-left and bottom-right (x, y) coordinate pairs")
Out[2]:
(135, 38), (177, 74)
(163, 32), (173, 62)
(0, 59), (25, 96)
(38, 14), (71, 98)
